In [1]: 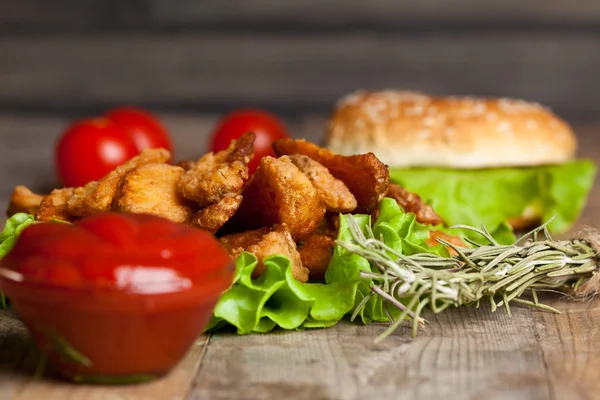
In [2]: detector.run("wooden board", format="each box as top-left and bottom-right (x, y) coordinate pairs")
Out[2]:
(0, 115), (599, 399)
(1, 305), (598, 400)
(191, 298), (600, 400)
(1, 34), (600, 119)
(4, 0), (600, 30)
(532, 297), (600, 399)
(3, 0), (600, 119)
(147, 0), (600, 28)
(193, 307), (551, 400)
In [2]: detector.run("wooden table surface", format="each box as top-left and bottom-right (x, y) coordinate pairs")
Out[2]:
(0, 114), (598, 400)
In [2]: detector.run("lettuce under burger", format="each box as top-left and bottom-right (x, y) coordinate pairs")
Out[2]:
(325, 90), (596, 242)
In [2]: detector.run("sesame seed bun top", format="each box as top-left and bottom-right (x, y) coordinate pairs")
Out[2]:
(325, 90), (577, 168)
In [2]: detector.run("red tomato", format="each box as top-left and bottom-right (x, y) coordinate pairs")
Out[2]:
(209, 109), (290, 174)
(105, 107), (173, 155)
(0, 213), (233, 382)
(55, 118), (139, 187)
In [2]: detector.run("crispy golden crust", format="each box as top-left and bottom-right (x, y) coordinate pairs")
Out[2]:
(235, 156), (326, 240)
(220, 224), (308, 282)
(246, 229), (307, 282)
(287, 154), (357, 213)
(386, 183), (443, 226)
(6, 185), (45, 217)
(68, 180), (99, 217)
(298, 234), (335, 281)
(176, 160), (196, 171)
(191, 194), (243, 233)
(273, 139), (389, 213)
(327, 90), (577, 168)
(313, 214), (339, 239)
(114, 163), (194, 224)
(68, 148), (170, 217)
(36, 188), (75, 222)
(219, 226), (271, 252)
(178, 132), (255, 206)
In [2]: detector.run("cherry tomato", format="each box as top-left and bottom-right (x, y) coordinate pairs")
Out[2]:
(105, 107), (173, 155)
(0, 213), (234, 381)
(55, 118), (139, 187)
(55, 107), (173, 187)
(209, 109), (290, 174)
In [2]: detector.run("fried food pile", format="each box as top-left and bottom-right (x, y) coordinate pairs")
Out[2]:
(7, 135), (452, 283)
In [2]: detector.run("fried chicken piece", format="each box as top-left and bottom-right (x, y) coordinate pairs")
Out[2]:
(220, 224), (309, 282)
(68, 180), (99, 217)
(426, 230), (467, 256)
(6, 186), (45, 217)
(176, 160), (196, 171)
(234, 156), (326, 240)
(314, 214), (339, 239)
(298, 234), (335, 281)
(191, 194), (243, 233)
(245, 228), (308, 282)
(287, 154), (357, 213)
(68, 148), (170, 217)
(386, 183), (443, 226)
(178, 132), (255, 207)
(114, 163), (194, 224)
(36, 188), (75, 222)
(272, 139), (389, 213)
(220, 226), (272, 253)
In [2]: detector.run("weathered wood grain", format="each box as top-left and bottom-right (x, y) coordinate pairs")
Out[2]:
(0, 34), (599, 118)
(2, 298), (598, 400)
(148, 0), (600, 28)
(0, 0), (111, 30)
(3, 0), (600, 31)
(3, 0), (600, 119)
(192, 306), (551, 400)
(532, 296), (600, 400)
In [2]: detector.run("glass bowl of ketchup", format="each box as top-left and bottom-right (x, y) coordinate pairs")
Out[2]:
(0, 213), (233, 384)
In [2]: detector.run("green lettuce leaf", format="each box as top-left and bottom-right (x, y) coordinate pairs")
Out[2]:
(0, 213), (37, 308)
(0, 213), (36, 259)
(209, 198), (447, 333)
(389, 160), (596, 244)
(207, 252), (354, 333)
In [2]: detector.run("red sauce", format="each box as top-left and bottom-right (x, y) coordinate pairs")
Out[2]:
(0, 213), (233, 383)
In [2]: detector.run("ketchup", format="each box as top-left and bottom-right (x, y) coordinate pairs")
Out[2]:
(0, 213), (233, 383)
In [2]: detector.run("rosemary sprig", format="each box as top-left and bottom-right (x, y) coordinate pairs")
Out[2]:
(336, 216), (599, 341)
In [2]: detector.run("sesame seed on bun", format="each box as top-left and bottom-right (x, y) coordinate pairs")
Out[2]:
(325, 90), (577, 168)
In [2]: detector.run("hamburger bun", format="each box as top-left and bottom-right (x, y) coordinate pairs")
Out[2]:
(325, 90), (577, 168)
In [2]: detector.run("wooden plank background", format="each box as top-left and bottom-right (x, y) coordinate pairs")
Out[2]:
(3, 0), (600, 30)
(0, 1), (599, 119)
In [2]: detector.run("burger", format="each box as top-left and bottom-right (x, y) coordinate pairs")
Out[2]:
(325, 90), (596, 243)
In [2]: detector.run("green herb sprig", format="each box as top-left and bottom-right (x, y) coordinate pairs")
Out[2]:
(337, 216), (599, 341)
